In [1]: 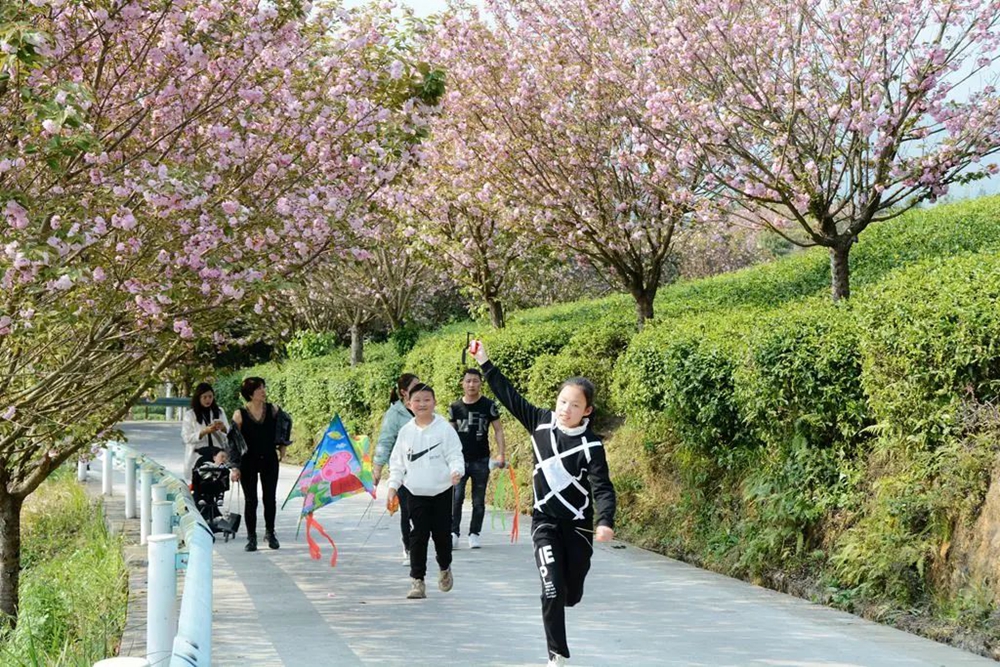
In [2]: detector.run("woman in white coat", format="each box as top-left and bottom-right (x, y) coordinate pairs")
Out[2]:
(181, 382), (229, 482)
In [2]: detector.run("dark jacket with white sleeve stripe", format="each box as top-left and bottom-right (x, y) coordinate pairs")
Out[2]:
(481, 360), (616, 528)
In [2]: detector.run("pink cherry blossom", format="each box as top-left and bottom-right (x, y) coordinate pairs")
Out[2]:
(424, 0), (705, 326)
(173, 319), (195, 340)
(4, 201), (28, 230)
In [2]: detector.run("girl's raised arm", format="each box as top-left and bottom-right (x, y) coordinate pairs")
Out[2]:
(470, 340), (547, 432)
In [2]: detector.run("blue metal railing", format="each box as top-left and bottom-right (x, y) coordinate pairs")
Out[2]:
(100, 442), (213, 667)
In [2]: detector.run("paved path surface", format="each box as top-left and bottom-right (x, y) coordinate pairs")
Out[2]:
(118, 422), (997, 667)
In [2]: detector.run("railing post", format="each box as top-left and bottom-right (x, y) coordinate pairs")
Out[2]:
(171, 524), (214, 667)
(152, 483), (168, 503)
(125, 455), (137, 519)
(77, 459), (87, 482)
(140, 469), (153, 545)
(152, 500), (173, 537)
(102, 447), (113, 496)
(147, 534), (178, 666)
(165, 382), (175, 421)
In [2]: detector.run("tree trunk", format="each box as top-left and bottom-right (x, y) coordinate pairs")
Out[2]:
(829, 240), (853, 301)
(486, 298), (505, 329)
(349, 324), (363, 366)
(0, 488), (23, 630)
(631, 287), (656, 330)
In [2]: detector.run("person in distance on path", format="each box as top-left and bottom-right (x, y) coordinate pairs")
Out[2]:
(373, 372), (421, 565)
(230, 377), (287, 552)
(449, 367), (507, 550)
(181, 382), (229, 484)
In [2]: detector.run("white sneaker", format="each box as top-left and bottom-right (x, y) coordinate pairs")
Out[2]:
(406, 578), (426, 599)
(451, 532), (460, 549)
(468, 533), (481, 549)
(438, 567), (453, 592)
(546, 655), (568, 667)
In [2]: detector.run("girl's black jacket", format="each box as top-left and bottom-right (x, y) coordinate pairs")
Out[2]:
(481, 361), (615, 528)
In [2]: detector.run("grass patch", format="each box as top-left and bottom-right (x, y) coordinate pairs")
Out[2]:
(0, 467), (128, 666)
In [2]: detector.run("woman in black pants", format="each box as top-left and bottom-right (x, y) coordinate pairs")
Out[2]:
(231, 376), (287, 552)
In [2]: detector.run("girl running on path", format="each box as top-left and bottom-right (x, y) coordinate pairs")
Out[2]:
(468, 340), (615, 667)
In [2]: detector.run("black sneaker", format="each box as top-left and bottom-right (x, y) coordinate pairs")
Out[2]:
(245, 535), (257, 552)
(265, 531), (280, 549)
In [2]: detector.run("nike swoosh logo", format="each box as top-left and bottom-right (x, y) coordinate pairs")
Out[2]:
(409, 443), (441, 462)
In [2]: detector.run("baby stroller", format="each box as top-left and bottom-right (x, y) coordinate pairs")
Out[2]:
(191, 448), (241, 542)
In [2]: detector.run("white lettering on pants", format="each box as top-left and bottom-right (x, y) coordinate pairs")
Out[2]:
(537, 545), (557, 597)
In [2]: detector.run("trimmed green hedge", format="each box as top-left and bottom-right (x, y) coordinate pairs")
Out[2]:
(614, 309), (762, 466)
(404, 330), (471, 406)
(857, 252), (1000, 446)
(526, 309), (635, 409)
(735, 298), (870, 454)
(645, 195), (1000, 320)
(823, 252), (1000, 604)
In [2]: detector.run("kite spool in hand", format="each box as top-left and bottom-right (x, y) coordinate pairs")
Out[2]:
(462, 331), (476, 366)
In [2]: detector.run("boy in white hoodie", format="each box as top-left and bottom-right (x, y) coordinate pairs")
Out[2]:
(387, 383), (465, 599)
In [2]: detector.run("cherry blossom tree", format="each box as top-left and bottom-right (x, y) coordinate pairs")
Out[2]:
(402, 124), (542, 329)
(0, 0), (433, 626)
(280, 209), (433, 364)
(640, 0), (1000, 299)
(427, 0), (707, 327)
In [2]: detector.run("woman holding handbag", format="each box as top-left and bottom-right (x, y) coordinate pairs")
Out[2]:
(230, 377), (290, 552)
(181, 383), (230, 484)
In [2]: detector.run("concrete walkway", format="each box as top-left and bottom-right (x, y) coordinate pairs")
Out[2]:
(120, 422), (997, 667)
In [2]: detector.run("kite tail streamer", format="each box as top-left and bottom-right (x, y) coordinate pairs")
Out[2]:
(508, 465), (520, 544)
(306, 512), (339, 567)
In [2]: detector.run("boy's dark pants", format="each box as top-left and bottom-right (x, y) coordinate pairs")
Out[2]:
(408, 488), (453, 580)
(399, 485), (412, 552)
(532, 510), (594, 660)
(451, 456), (490, 536)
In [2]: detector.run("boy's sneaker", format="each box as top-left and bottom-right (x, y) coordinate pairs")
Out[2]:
(402, 549), (410, 566)
(546, 655), (568, 667)
(438, 567), (454, 592)
(406, 578), (426, 599)
(451, 532), (460, 549)
(468, 533), (481, 549)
